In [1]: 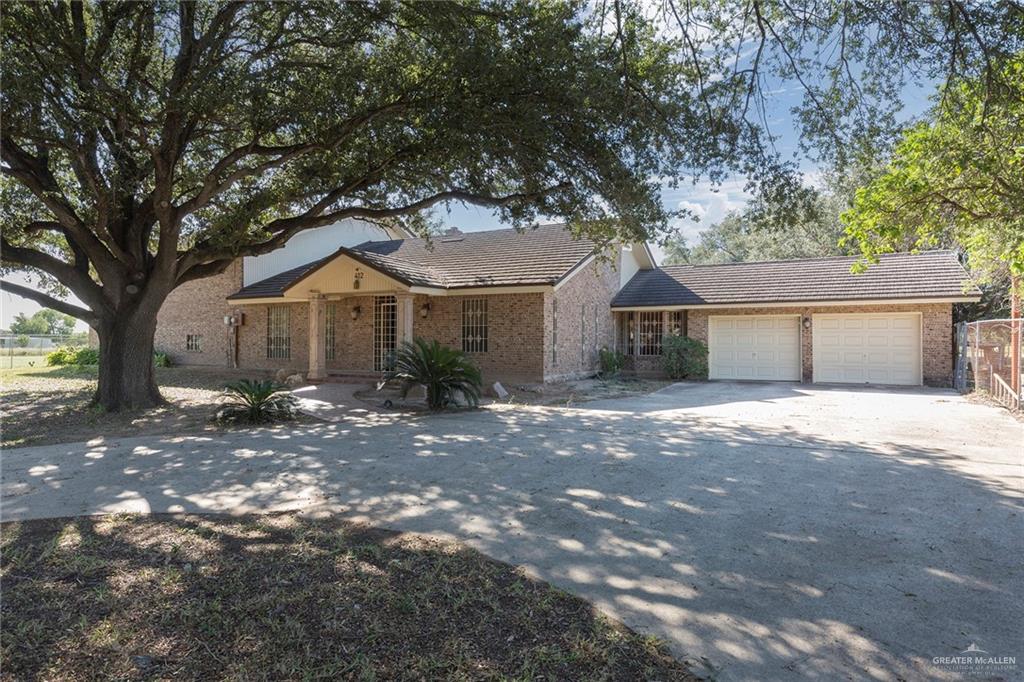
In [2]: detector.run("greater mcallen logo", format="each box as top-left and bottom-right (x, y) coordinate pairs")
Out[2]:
(931, 643), (1017, 677)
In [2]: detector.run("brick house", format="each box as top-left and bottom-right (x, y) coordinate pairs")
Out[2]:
(155, 221), (979, 387)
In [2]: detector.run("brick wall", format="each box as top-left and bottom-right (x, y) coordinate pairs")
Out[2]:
(543, 257), (619, 381)
(155, 261), (241, 367)
(236, 301), (310, 372)
(415, 292), (546, 384)
(684, 302), (953, 386)
(325, 296), (376, 372)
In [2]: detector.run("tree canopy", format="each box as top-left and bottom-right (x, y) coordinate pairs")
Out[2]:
(842, 53), (1024, 302)
(663, 168), (864, 265)
(2, 0), (1020, 408)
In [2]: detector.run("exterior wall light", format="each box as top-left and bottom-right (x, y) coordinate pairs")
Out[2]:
(350, 305), (361, 320)
(419, 303), (431, 318)
(802, 317), (811, 329)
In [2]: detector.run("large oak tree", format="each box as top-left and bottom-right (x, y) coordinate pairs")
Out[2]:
(3, 0), (1021, 410)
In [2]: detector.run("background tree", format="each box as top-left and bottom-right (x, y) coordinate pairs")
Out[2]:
(9, 312), (49, 336)
(842, 54), (1024, 315)
(663, 168), (863, 265)
(9, 309), (77, 337)
(3, 1), (1020, 410)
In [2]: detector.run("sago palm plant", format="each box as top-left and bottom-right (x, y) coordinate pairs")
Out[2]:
(387, 338), (482, 410)
(217, 379), (298, 424)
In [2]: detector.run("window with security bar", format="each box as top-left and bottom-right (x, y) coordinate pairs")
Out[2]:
(669, 310), (686, 337)
(324, 303), (336, 361)
(266, 306), (290, 359)
(373, 295), (396, 372)
(185, 334), (202, 352)
(637, 311), (663, 356)
(462, 298), (488, 353)
(619, 312), (635, 355)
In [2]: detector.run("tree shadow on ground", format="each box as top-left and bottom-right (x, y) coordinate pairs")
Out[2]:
(1, 513), (694, 680)
(2, 391), (1021, 680)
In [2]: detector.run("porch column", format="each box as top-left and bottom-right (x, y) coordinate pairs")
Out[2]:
(308, 292), (326, 381)
(395, 293), (415, 347)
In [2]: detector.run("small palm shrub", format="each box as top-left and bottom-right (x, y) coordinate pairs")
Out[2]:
(217, 379), (298, 424)
(598, 347), (625, 378)
(387, 338), (482, 410)
(661, 335), (708, 380)
(153, 351), (172, 368)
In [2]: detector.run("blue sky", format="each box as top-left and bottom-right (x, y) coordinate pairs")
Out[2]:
(2, 77), (934, 331)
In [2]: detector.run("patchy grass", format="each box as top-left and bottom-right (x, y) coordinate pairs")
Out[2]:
(1, 513), (696, 681)
(0, 366), (306, 449)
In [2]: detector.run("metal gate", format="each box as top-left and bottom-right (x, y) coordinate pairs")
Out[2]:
(955, 318), (1022, 411)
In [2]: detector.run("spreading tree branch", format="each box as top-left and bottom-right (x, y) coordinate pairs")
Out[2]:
(0, 279), (96, 323)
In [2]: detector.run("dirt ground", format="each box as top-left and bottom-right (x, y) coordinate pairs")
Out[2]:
(0, 366), (306, 449)
(1, 513), (695, 681)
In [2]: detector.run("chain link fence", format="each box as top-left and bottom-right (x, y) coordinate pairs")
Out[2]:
(0, 333), (88, 369)
(955, 319), (1022, 411)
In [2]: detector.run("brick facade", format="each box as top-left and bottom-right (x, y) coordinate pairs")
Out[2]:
(155, 254), (956, 388)
(543, 257), (620, 381)
(414, 292), (546, 384)
(681, 302), (953, 386)
(154, 261), (242, 367)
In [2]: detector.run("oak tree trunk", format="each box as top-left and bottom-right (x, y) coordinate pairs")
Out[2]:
(93, 299), (165, 411)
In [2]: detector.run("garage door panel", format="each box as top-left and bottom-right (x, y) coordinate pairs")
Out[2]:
(709, 315), (801, 382)
(813, 313), (921, 386)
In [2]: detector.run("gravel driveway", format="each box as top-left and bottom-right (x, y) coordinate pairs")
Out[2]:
(3, 382), (1021, 681)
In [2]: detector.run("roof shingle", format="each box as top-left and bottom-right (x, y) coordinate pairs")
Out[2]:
(227, 223), (597, 299)
(610, 251), (980, 308)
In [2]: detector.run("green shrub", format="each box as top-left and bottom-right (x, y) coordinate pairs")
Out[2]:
(45, 346), (76, 366)
(44, 346), (169, 367)
(217, 379), (298, 424)
(387, 338), (482, 410)
(72, 347), (99, 365)
(598, 347), (625, 378)
(661, 335), (708, 380)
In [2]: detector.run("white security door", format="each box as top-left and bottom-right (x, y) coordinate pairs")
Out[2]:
(708, 315), (801, 381)
(812, 313), (921, 385)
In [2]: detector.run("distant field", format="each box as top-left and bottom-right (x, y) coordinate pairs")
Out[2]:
(0, 353), (50, 369)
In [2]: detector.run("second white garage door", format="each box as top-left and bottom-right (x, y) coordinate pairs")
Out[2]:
(812, 313), (921, 385)
(708, 315), (801, 381)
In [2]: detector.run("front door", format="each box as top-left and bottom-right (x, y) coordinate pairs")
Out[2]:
(373, 295), (397, 372)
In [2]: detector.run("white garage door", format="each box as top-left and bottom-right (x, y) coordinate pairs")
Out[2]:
(812, 313), (921, 385)
(708, 315), (801, 381)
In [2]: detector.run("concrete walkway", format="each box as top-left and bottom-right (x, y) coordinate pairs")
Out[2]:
(2, 383), (1022, 681)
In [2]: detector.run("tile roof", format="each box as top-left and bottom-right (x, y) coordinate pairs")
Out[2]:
(227, 257), (333, 300)
(610, 250), (980, 308)
(227, 223), (597, 299)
